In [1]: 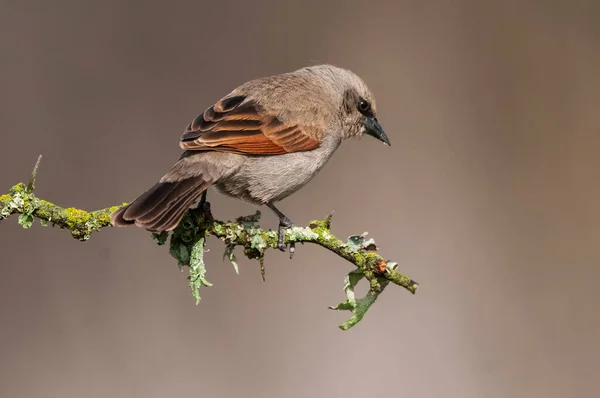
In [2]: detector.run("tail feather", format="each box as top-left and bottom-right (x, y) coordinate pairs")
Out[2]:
(110, 177), (210, 232)
(145, 183), (206, 232)
(132, 178), (202, 225)
(122, 181), (182, 221)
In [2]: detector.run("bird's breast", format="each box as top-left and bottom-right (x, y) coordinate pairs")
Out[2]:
(215, 136), (341, 204)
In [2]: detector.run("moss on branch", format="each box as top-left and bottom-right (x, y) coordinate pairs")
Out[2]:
(0, 182), (124, 240)
(1, 157), (418, 330)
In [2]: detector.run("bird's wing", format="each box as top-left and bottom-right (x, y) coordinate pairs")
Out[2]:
(179, 95), (321, 155)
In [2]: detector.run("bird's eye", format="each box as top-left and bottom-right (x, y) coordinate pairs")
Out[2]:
(357, 98), (371, 115)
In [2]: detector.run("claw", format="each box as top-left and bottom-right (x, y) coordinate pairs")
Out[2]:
(202, 201), (213, 222)
(198, 190), (213, 221)
(268, 202), (296, 257)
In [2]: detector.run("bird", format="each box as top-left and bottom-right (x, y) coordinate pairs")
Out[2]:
(110, 64), (390, 252)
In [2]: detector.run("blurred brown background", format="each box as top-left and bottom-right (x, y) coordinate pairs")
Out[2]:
(1, 1), (599, 397)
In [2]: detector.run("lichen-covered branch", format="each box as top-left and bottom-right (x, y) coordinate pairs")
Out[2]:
(1, 157), (418, 330)
(0, 182), (125, 240)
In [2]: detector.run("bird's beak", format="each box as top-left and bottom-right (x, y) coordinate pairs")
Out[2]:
(362, 117), (391, 146)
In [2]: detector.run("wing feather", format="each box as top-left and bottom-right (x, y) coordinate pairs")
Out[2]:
(180, 95), (321, 155)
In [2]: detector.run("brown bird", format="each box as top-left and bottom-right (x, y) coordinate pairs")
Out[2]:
(110, 64), (390, 251)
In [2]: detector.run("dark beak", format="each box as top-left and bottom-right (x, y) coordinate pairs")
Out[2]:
(362, 117), (391, 146)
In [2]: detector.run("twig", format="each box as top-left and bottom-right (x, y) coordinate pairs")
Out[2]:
(0, 158), (418, 330)
(27, 154), (43, 192)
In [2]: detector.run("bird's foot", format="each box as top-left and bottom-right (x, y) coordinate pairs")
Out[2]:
(201, 201), (214, 222)
(198, 191), (213, 222)
(277, 217), (296, 259)
(266, 202), (296, 259)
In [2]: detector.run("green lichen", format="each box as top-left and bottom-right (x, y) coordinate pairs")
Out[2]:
(328, 268), (390, 330)
(35, 206), (51, 217)
(40, 199), (55, 207)
(364, 252), (380, 266)
(223, 244), (239, 274)
(18, 213), (34, 228)
(188, 235), (212, 304)
(251, 234), (267, 251)
(9, 183), (26, 194)
(235, 210), (261, 228)
(308, 219), (342, 247)
(308, 219), (327, 229)
(213, 223), (225, 235)
(287, 226), (319, 240)
(320, 230), (333, 241)
(152, 231), (170, 245)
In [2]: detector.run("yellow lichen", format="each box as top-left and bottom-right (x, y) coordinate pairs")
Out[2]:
(95, 206), (121, 224)
(96, 213), (111, 224)
(0, 194), (11, 202)
(65, 208), (91, 225)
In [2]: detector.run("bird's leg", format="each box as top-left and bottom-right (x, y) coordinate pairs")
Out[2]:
(198, 190), (213, 221)
(266, 202), (295, 256)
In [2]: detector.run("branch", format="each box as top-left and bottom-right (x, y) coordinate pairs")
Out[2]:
(1, 157), (418, 330)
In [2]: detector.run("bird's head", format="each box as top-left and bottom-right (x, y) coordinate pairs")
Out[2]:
(301, 65), (390, 146)
(340, 82), (389, 146)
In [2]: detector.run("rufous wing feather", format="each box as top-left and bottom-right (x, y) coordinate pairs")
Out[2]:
(180, 95), (321, 155)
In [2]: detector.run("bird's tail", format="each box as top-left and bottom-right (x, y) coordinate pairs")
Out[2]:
(110, 177), (210, 232)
